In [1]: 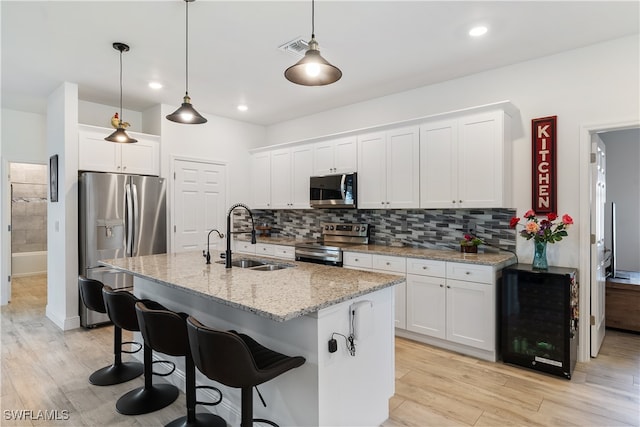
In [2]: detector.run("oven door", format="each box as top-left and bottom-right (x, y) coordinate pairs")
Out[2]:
(295, 245), (343, 266)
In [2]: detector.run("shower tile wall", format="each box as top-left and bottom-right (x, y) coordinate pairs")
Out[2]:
(236, 208), (516, 252)
(10, 163), (48, 253)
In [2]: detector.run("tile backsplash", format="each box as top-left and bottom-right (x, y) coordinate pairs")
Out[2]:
(236, 208), (516, 252)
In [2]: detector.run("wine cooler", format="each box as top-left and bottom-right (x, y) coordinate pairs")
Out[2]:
(501, 264), (579, 379)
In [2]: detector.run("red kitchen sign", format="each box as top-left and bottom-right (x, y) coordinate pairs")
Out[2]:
(532, 116), (557, 215)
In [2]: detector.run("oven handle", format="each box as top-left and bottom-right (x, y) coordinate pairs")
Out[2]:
(295, 248), (341, 259)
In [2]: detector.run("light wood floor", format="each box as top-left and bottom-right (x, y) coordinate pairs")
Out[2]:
(2, 274), (639, 426)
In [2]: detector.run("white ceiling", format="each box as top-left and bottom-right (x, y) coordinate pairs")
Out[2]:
(2, 1), (639, 126)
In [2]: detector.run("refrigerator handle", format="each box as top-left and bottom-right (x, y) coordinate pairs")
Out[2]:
(125, 183), (134, 256)
(131, 183), (139, 255)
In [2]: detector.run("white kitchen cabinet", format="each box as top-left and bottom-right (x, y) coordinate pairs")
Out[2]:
(357, 126), (420, 209)
(406, 258), (447, 338)
(78, 125), (160, 176)
(445, 278), (494, 351)
(420, 110), (512, 208)
(313, 136), (357, 175)
(272, 245), (295, 260)
(251, 151), (271, 209)
(235, 241), (257, 254)
(344, 252), (407, 329)
(270, 145), (313, 209)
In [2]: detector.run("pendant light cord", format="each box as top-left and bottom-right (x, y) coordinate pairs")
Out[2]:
(185, 0), (189, 96)
(119, 48), (123, 121)
(311, 0), (315, 38)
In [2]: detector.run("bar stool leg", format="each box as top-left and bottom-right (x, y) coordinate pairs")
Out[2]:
(89, 325), (143, 386)
(115, 343), (179, 415)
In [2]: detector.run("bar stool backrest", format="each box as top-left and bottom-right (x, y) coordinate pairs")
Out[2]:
(102, 285), (140, 332)
(78, 276), (106, 313)
(135, 301), (188, 357)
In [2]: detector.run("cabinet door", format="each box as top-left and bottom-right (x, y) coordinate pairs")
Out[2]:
(342, 252), (373, 269)
(270, 148), (292, 209)
(420, 120), (457, 208)
(313, 140), (335, 175)
(357, 132), (387, 209)
(395, 282), (407, 330)
(457, 111), (504, 208)
(386, 127), (420, 208)
(255, 243), (275, 256)
(333, 136), (357, 174)
(251, 152), (271, 209)
(290, 144), (313, 209)
(78, 128), (120, 173)
(406, 274), (446, 339)
(446, 279), (494, 351)
(121, 138), (159, 176)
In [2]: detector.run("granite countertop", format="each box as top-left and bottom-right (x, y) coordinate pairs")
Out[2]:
(241, 236), (516, 269)
(99, 251), (404, 322)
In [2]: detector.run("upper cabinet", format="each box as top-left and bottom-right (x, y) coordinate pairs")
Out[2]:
(420, 110), (512, 209)
(270, 145), (313, 209)
(313, 136), (357, 175)
(357, 126), (420, 209)
(251, 151), (271, 209)
(78, 125), (160, 176)
(252, 144), (313, 209)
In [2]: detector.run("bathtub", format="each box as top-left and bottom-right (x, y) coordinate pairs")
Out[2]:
(11, 251), (47, 277)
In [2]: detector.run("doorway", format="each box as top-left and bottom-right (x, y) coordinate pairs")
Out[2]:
(582, 123), (639, 360)
(9, 162), (48, 279)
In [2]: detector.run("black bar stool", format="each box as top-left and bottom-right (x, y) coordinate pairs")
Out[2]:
(78, 276), (143, 386)
(135, 301), (226, 427)
(102, 286), (179, 415)
(186, 316), (306, 427)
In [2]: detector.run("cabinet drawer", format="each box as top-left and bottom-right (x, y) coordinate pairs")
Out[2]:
(372, 255), (406, 273)
(406, 258), (446, 277)
(273, 245), (295, 260)
(255, 243), (275, 256)
(235, 241), (257, 254)
(447, 262), (494, 284)
(343, 252), (373, 269)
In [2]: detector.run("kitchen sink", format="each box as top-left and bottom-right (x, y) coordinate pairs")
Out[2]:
(216, 258), (294, 271)
(250, 264), (290, 271)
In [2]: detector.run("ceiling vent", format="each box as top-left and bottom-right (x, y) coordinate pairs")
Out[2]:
(278, 37), (309, 58)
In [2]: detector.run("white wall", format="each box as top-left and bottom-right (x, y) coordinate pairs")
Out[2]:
(265, 35), (640, 271)
(45, 82), (80, 330)
(1, 109), (48, 304)
(78, 100), (143, 132)
(158, 104), (266, 252)
(601, 129), (640, 271)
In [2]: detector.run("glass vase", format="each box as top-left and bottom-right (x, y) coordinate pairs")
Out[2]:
(532, 240), (549, 270)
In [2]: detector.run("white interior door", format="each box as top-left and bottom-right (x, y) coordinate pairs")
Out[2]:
(590, 135), (606, 357)
(173, 159), (226, 254)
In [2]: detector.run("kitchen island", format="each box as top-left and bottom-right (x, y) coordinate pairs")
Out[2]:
(100, 251), (404, 426)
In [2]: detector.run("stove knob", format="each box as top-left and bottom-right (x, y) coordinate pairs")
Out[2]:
(330, 225), (334, 230)
(325, 225), (330, 230)
(361, 226), (366, 232)
(355, 226), (360, 231)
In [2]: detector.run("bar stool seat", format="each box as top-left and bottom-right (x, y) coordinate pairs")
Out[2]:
(186, 316), (306, 427)
(135, 301), (225, 427)
(78, 276), (142, 386)
(102, 286), (179, 415)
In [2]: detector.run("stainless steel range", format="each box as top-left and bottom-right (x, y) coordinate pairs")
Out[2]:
(295, 222), (370, 266)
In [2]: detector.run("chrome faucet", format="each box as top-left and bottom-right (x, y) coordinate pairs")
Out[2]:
(203, 229), (224, 264)
(225, 203), (256, 268)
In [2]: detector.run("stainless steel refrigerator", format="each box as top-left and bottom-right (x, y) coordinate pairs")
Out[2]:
(79, 172), (166, 327)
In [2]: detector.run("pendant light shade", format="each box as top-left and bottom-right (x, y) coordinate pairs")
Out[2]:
(105, 42), (137, 144)
(167, 0), (207, 124)
(285, 0), (342, 86)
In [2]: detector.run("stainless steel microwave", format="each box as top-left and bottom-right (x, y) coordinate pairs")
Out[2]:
(310, 173), (357, 208)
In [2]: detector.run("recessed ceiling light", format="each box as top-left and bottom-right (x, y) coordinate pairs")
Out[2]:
(237, 105), (248, 112)
(148, 81), (163, 89)
(469, 26), (488, 37)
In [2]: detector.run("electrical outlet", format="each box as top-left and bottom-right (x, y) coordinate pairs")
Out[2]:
(466, 221), (476, 235)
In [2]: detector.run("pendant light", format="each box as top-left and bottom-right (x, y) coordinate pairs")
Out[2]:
(105, 42), (137, 143)
(284, 0), (342, 86)
(166, 0), (207, 124)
